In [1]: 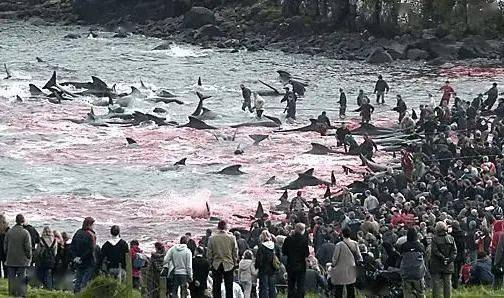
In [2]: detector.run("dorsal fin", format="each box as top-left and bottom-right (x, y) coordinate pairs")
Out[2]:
(126, 137), (137, 145)
(29, 84), (44, 96)
(198, 77), (202, 86)
(91, 76), (108, 90)
(16, 95), (22, 102)
(43, 71), (57, 89)
(279, 190), (288, 201)
(140, 79), (146, 89)
(36, 57), (44, 63)
(324, 185), (331, 198)
(174, 158), (187, 166)
(4, 63), (11, 79)
(130, 86), (141, 96)
(411, 109), (418, 120)
(90, 107), (95, 115)
(255, 201), (265, 218)
(331, 171), (336, 186)
(300, 168), (314, 177)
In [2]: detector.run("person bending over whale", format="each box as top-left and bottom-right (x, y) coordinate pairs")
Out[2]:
(359, 134), (378, 162)
(240, 84), (253, 112)
(355, 101), (375, 124)
(343, 133), (359, 154)
(336, 123), (350, 148)
(315, 111), (331, 135)
(392, 95), (407, 123)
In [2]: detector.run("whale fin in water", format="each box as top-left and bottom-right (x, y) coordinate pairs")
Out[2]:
(4, 64), (11, 80)
(198, 77), (202, 86)
(331, 171), (336, 186)
(191, 92), (211, 116)
(178, 116), (217, 130)
(16, 95), (22, 102)
(305, 143), (337, 155)
(279, 190), (288, 201)
(140, 79), (147, 89)
(29, 84), (45, 96)
(91, 76), (108, 90)
(324, 185), (331, 198)
(263, 115), (282, 125)
(43, 71), (57, 89)
(174, 158), (187, 166)
(126, 137), (137, 145)
(255, 201), (265, 218)
(249, 134), (269, 145)
(216, 165), (245, 175)
(265, 176), (276, 185)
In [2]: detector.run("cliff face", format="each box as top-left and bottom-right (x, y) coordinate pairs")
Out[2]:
(72, 0), (192, 23)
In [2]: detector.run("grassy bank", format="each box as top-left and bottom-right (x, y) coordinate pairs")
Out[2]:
(277, 286), (504, 298)
(0, 276), (141, 298)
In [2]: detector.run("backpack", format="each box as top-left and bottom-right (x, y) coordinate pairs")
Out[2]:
(272, 254), (281, 271)
(133, 253), (146, 269)
(38, 239), (56, 269)
(400, 251), (426, 280)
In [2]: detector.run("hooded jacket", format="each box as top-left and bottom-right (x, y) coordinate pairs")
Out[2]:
(255, 241), (277, 276)
(164, 244), (193, 279)
(239, 258), (257, 282)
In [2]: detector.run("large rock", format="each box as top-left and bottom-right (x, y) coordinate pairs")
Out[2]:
(194, 24), (223, 40)
(406, 48), (429, 61)
(183, 6), (215, 29)
(367, 48), (393, 64)
(384, 42), (406, 60)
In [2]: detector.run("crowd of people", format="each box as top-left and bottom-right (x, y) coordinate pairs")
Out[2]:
(3, 78), (504, 298)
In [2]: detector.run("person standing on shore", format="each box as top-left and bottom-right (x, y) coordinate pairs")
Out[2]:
(355, 101), (375, 124)
(338, 88), (347, 118)
(240, 84), (253, 113)
(374, 75), (389, 104)
(482, 83), (498, 111)
(4, 214), (32, 297)
(207, 220), (238, 298)
(439, 81), (455, 106)
(35, 226), (57, 290)
(429, 221), (457, 298)
(253, 93), (265, 118)
(70, 217), (96, 293)
(99, 225), (129, 279)
(0, 214), (9, 279)
(164, 236), (193, 298)
(282, 223), (309, 298)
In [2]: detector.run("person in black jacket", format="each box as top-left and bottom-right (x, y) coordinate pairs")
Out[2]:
(0, 214), (9, 278)
(374, 75), (390, 104)
(99, 225), (129, 278)
(338, 88), (347, 118)
(189, 247), (210, 298)
(450, 221), (466, 289)
(393, 95), (407, 123)
(255, 230), (279, 298)
(282, 223), (309, 298)
(241, 84), (253, 113)
(70, 217), (96, 293)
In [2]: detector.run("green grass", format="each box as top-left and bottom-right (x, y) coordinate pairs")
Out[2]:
(0, 276), (140, 298)
(277, 287), (504, 298)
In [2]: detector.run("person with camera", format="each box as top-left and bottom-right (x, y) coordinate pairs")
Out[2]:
(429, 222), (457, 298)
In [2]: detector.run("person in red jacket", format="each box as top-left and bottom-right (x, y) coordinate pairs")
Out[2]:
(439, 81), (455, 106)
(130, 240), (144, 289)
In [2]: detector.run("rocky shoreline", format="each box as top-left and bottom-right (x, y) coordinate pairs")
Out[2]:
(1, 0), (504, 65)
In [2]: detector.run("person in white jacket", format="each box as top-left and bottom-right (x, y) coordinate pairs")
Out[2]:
(164, 236), (193, 298)
(239, 250), (258, 298)
(253, 93), (265, 118)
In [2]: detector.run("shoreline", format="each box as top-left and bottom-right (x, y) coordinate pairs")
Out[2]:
(1, 0), (504, 64)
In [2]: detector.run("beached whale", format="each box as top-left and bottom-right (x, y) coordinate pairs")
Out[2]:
(280, 168), (329, 190)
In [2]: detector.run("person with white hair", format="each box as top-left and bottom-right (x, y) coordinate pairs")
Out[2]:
(252, 93), (265, 118)
(429, 221), (457, 298)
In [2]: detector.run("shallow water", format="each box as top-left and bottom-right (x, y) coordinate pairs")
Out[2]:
(0, 19), (503, 246)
